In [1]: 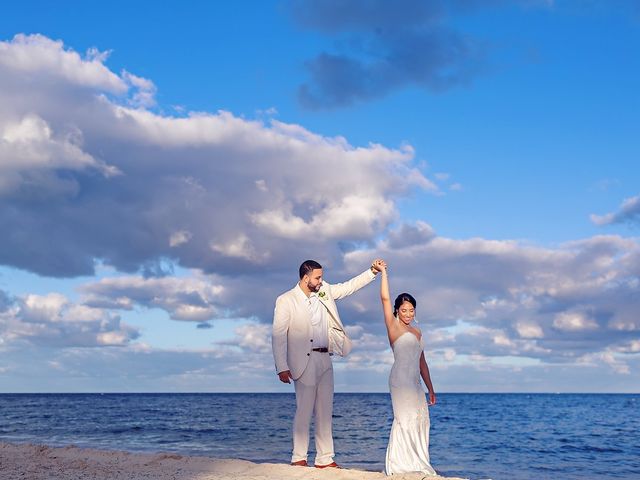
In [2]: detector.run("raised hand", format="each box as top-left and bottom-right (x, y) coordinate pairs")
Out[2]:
(371, 259), (387, 273)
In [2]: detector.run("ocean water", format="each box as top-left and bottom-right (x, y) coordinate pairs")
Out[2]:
(0, 393), (638, 479)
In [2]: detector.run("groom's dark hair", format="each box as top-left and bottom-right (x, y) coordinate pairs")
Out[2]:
(299, 260), (322, 279)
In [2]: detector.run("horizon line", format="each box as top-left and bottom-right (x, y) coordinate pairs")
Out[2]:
(0, 391), (638, 395)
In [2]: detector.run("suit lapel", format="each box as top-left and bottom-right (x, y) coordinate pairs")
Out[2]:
(318, 296), (343, 331)
(291, 285), (312, 328)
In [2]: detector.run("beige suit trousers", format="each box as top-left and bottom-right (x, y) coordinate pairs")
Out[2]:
(291, 351), (334, 466)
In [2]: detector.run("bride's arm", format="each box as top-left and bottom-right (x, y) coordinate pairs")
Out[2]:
(380, 264), (395, 334)
(419, 352), (436, 405)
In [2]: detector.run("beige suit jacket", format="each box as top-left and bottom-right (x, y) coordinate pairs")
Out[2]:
(272, 268), (376, 380)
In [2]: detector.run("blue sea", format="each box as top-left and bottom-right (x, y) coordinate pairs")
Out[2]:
(0, 393), (638, 479)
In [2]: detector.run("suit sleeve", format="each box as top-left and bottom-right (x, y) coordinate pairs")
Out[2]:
(328, 268), (376, 300)
(272, 295), (290, 374)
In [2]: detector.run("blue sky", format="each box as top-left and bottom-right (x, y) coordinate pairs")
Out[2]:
(0, 0), (639, 393)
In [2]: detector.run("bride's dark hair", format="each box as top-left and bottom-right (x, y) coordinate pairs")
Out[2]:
(393, 293), (417, 317)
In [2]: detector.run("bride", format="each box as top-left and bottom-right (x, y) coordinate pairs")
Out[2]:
(376, 260), (437, 476)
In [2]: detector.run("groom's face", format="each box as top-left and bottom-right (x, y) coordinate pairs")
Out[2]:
(306, 268), (323, 293)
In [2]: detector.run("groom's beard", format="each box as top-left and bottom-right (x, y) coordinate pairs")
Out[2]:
(307, 281), (321, 292)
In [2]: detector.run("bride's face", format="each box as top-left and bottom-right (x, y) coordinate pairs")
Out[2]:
(397, 301), (415, 324)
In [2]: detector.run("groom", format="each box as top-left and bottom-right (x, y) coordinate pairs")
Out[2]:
(272, 259), (383, 468)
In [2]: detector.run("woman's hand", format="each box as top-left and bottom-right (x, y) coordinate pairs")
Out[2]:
(428, 391), (437, 406)
(372, 259), (387, 273)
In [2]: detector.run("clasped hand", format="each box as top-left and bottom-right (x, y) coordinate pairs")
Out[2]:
(371, 259), (387, 272)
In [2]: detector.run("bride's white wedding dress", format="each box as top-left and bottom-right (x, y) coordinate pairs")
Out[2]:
(385, 331), (436, 476)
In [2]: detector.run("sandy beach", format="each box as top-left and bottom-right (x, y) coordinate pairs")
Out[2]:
(0, 442), (465, 480)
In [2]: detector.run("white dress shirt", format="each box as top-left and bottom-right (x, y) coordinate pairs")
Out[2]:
(307, 291), (329, 349)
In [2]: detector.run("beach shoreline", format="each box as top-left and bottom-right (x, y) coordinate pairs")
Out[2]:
(0, 442), (464, 480)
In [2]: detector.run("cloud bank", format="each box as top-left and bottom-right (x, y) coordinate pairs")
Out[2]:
(0, 33), (638, 391)
(0, 33), (434, 278)
(0, 289), (138, 348)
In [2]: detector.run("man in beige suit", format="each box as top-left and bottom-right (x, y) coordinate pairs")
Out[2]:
(272, 259), (384, 468)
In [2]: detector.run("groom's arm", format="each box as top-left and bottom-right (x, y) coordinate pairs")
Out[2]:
(329, 268), (377, 300)
(272, 295), (291, 378)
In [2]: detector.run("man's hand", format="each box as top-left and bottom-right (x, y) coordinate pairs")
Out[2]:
(278, 370), (293, 384)
(371, 259), (387, 273)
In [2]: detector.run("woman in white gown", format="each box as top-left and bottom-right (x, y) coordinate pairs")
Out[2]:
(377, 261), (437, 476)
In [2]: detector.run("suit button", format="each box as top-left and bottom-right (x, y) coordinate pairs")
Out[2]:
(307, 353), (310, 356)
(310, 339), (313, 342)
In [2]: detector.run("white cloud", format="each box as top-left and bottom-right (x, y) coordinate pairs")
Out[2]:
(121, 70), (156, 107)
(229, 323), (272, 353)
(169, 230), (193, 247)
(616, 340), (640, 353)
(341, 226), (640, 371)
(97, 331), (130, 346)
(0, 33), (435, 277)
(0, 291), (138, 348)
(552, 311), (598, 332)
(0, 114), (119, 195)
(0, 34), (126, 92)
(515, 321), (544, 339)
(81, 274), (226, 322)
(493, 332), (515, 347)
(210, 234), (266, 262)
(577, 351), (630, 375)
(442, 349), (456, 362)
(252, 195), (396, 240)
(21, 293), (68, 322)
(384, 220), (435, 249)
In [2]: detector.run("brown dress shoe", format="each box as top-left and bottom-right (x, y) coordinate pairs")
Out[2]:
(315, 462), (340, 469)
(291, 460), (308, 466)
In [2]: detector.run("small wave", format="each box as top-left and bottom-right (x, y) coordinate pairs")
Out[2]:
(560, 445), (624, 454)
(107, 426), (143, 434)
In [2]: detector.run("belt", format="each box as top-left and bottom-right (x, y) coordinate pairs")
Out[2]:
(312, 347), (329, 353)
